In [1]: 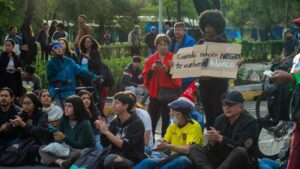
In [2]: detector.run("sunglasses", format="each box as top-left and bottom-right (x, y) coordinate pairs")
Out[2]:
(52, 44), (62, 50)
(222, 101), (238, 107)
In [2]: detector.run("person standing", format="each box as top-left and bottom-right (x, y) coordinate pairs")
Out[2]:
(37, 22), (49, 62)
(145, 26), (157, 57)
(168, 22), (196, 90)
(0, 39), (23, 99)
(74, 15), (92, 57)
(197, 9), (229, 128)
(4, 26), (22, 56)
(128, 25), (142, 56)
(142, 34), (181, 138)
(51, 23), (68, 42)
(165, 21), (174, 41)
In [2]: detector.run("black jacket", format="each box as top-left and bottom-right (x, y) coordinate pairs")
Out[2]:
(121, 63), (144, 90)
(101, 113), (145, 164)
(208, 110), (259, 167)
(3, 109), (49, 145)
(0, 105), (22, 144)
(145, 32), (157, 49)
(0, 52), (23, 96)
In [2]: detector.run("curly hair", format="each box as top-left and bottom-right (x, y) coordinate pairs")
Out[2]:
(198, 9), (226, 35)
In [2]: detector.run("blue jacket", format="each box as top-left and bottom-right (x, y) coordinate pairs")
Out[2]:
(46, 56), (96, 100)
(168, 34), (196, 53)
(169, 34), (196, 87)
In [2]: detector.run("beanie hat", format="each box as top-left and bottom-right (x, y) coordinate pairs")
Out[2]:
(178, 81), (199, 107)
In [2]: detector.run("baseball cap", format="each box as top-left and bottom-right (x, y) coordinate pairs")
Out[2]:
(168, 99), (193, 116)
(223, 90), (244, 104)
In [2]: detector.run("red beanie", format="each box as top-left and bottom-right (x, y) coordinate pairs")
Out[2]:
(178, 81), (199, 107)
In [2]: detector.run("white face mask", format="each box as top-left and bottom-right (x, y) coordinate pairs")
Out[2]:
(171, 116), (180, 125)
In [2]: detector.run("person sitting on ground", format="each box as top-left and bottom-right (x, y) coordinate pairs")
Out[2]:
(0, 87), (21, 150)
(121, 56), (145, 95)
(133, 99), (204, 169)
(46, 42), (97, 108)
(125, 91), (154, 153)
(78, 89), (107, 150)
(58, 38), (79, 63)
(39, 89), (63, 131)
(2, 93), (49, 165)
(51, 23), (68, 42)
(95, 92), (145, 169)
(22, 65), (42, 94)
(189, 90), (260, 169)
(39, 95), (95, 169)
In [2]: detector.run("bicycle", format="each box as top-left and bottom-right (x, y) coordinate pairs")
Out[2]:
(255, 62), (292, 160)
(53, 76), (105, 112)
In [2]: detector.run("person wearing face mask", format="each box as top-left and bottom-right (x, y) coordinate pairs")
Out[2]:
(46, 42), (97, 108)
(133, 99), (204, 169)
(282, 29), (298, 60)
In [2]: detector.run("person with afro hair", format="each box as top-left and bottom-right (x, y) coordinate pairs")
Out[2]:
(197, 9), (229, 129)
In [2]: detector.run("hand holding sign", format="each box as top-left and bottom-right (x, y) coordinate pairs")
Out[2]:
(172, 42), (241, 79)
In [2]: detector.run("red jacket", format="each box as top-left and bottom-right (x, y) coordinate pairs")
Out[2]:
(142, 51), (181, 98)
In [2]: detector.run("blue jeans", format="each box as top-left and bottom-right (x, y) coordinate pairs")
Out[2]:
(259, 158), (280, 169)
(94, 134), (103, 150)
(133, 155), (192, 169)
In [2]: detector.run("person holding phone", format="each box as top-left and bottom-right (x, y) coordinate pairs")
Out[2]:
(142, 34), (181, 138)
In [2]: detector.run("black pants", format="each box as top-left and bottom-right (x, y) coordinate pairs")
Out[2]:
(189, 145), (255, 169)
(148, 97), (170, 138)
(199, 79), (228, 128)
(40, 46), (49, 62)
(131, 46), (140, 56)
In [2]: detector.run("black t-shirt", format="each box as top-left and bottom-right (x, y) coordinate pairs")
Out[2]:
(101, 113), (145, 164)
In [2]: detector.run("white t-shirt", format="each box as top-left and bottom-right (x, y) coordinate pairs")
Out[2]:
(135, 108), (154, 147)
(7, 57), (14, 70)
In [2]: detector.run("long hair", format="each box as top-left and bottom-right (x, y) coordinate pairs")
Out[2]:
(21, 93), (43, 116)
(79, 35), (100, 54)
(58, 38), (78, 63)
(77, 90), (100, 121)
(64, 95), (87, 122)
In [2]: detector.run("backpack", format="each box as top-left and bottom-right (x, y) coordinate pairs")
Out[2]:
(70, 146), (111, 169)
(0, 138), (36, 166)
(99, 63), (114, 87)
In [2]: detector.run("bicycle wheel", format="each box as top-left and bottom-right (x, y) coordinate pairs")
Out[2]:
(257, 121), (290, 159)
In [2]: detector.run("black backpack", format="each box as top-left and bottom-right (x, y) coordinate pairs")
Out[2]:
(70, 146), (111, 169)
(0, 138), (36, 166)
(100, 63), (115, 87)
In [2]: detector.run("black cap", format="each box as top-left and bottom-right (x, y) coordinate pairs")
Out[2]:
(223, 90), (244, 104)
(168, 99), (193, 115)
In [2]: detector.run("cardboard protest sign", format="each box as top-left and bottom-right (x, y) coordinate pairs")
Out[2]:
(172, 42), (241, 79)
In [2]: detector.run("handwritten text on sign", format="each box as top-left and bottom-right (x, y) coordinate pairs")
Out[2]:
(172, 42), (241, 79)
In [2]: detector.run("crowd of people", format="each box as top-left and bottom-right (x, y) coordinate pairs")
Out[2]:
(0, 9), (300, 169)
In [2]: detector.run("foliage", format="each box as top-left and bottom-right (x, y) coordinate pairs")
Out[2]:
(240, 40), (283, 61)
